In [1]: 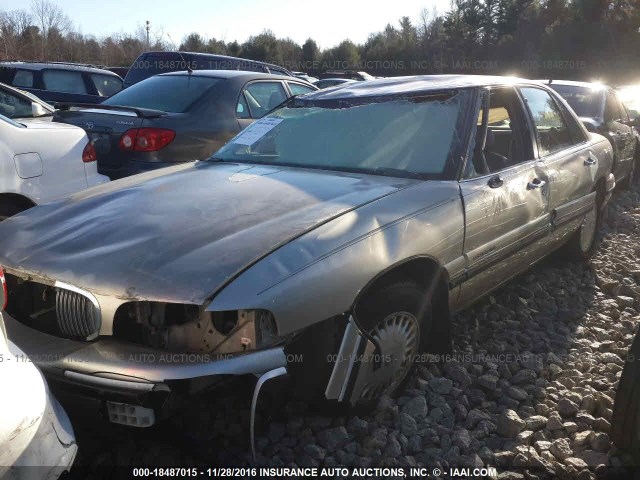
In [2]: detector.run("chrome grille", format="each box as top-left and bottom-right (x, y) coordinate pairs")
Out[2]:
(55, 285), (100, 340)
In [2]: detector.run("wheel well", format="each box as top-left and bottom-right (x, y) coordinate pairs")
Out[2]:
(0, 193), (36, 211)
(353, 257), (452, 354)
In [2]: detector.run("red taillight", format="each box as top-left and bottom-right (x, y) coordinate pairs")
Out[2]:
(0, 266), (7, 311)
(119, 128), (176, 152)
(82, 142), (97, 163)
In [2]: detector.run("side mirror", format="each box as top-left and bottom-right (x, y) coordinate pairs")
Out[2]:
(582, 120), (597, 133)
(31, 102), (48, 117)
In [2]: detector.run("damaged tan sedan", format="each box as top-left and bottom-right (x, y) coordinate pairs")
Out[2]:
(0, 75), (616, 431)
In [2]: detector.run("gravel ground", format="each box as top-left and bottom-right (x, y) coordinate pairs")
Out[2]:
(67, 183), (640, 479)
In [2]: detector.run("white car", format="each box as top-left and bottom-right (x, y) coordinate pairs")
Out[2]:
(0, 82), (109, 220)
(0, 283), (78, 479)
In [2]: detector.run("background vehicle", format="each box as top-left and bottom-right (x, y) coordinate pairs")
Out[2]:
(313, 78), (357, 89)
(545, 80), (638, 188)
(0, 310), (77, 478)
(619, 85), (640, 131)
(123, 51), (295, 88)
(292, 71), (318, 83)
(0, 62), (123, 105)
(54, 70), (318, 179)
(0, 76), (614, 426)
(108, 66), (130, 79)
(318, 70), (373, 81)
(0, 82), (53, 120)
(613, 328), (640, 461)
(0, 110), (109, 220)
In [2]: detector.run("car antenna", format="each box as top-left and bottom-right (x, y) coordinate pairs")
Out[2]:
(166, 33), (193, 74)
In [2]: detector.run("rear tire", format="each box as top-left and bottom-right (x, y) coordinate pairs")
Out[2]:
(612, 328), (640, 460)
(0, 201), (29, 221)
(564, 192), (602, 260)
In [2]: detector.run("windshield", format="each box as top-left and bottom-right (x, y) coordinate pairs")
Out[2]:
(102, 75), (221, 113)
(212, 90), (470, 179)
(550, 84), (605, 118)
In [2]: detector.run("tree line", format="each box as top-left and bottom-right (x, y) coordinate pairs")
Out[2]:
(1, 0), (639, 83)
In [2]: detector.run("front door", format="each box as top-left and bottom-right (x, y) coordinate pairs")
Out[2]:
(457, 86), (550, 308)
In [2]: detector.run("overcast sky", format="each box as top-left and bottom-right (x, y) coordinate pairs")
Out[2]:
(2, 0), (445, 49)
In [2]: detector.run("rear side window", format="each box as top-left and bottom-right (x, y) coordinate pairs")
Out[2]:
(288, 82), (315, 96)
(520, 87), (574, 156)
(42, 70), (87, 94)
(13, 70), (34, 88)
(243, 82), (287, 118)
(90, 74), (123, 97)
(102, 75), (221, 113)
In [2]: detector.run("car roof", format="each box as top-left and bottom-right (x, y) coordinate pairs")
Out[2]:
(157, 70), (302, 82)
(303, 74), (539, 100)
(0, 61), (121, 77)
(538, 79), (610, 90)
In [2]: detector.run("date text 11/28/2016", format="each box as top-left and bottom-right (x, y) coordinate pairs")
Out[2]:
(131, 466), (499, 478)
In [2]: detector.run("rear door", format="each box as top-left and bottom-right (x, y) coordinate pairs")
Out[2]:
(457, 86), (550, 307)
(519, 86), (598, 233)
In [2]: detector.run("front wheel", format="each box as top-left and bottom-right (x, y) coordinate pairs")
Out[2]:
(355, 281), (432, 402)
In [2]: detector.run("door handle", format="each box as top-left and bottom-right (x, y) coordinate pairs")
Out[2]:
(527, 178), (546, 190)
(584, 154), (597, 166)
(488, 175), (503, 188)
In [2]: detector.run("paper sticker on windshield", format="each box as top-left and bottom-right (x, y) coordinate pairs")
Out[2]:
(233, 118), (283, 146)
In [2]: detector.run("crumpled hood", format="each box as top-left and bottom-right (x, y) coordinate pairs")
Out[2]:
(0, 161), (416, 304)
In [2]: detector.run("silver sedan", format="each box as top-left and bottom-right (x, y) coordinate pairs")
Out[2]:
(0, 75), (615, 427)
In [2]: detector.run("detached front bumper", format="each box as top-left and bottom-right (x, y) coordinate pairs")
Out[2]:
(2, 311), (287, 409)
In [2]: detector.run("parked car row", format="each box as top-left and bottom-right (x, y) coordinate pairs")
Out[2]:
(0, 66), (638, 473)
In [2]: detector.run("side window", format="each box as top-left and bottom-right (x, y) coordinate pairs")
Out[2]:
(288, 82), (315, 96)
(613, 93), (629, 123)
(520, 87), (573, 157)
(90, 74), (122, 97)
(0, 88), (33, 118)
(12, 70), (34, 88)
(555, 97), (588, 144)
(236, 92), (250, 119)
(242, 82), (287, 118)
(605, 91), (622, 122)
(470, 87), (532, 175)
(42, 70), (88, 94)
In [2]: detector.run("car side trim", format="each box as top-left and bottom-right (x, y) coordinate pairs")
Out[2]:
(451, 222), (551, 288)
(552, 191), (597, 228)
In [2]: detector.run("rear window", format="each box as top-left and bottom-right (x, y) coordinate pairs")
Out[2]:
(42, 70), (88, 94)
(90, 73), (123, 97)
(102, 75), (221, 113)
